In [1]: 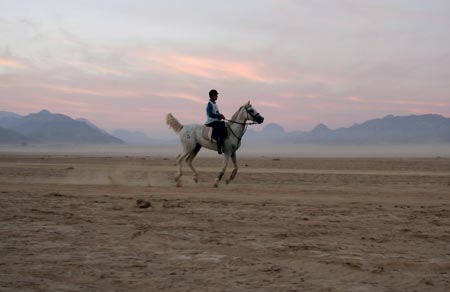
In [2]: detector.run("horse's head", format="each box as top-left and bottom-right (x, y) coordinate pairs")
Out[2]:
(244, 101), (264, 124)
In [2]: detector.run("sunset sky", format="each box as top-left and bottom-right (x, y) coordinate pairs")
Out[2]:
(1, 0), (449, 136)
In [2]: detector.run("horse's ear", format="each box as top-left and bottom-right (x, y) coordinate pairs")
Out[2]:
(247, 100), (250, 105)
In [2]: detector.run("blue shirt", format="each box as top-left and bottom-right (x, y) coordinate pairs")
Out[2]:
(205, 100), (222, 124)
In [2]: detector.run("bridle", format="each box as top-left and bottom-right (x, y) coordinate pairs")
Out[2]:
(225, 106), (260, 143)
(225, 105), (260, 126)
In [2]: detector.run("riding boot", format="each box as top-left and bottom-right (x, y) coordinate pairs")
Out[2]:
(217, 138), (224, 154)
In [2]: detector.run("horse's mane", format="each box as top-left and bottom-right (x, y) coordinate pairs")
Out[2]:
(230, 105), (247, 121)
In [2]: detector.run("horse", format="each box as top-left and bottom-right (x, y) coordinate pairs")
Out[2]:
(166, 101), (264, 187)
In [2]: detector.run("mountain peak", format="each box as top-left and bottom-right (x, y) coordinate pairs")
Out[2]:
(312, 123), (330, 132)
(38, 109), (52, 115)
(0, 110), (124, 145)
(263, 123), (284, 133)
(27, 109), (69, 121)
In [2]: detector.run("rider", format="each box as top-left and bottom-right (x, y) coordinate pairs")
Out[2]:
(205, 89), (226, 154)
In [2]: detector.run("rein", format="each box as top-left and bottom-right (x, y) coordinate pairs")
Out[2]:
(226, 121), (248, 144)
(225, 119), (258, 125)
(225, 107), (258, 143)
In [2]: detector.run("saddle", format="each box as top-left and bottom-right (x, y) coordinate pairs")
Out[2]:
(202, 125), (228, 144)
(202, 126), (215, 144)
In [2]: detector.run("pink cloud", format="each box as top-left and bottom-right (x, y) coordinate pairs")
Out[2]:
(132, 50), (282, 83)
(36, 97), (93, 109)
(374, 99), (448, 107)
(0, 57), (26, 69)
(0, 74), (209, 111)
(1, 81), (142, 98)
(41, 84), (141, 98)
(152, 91), (204, 104)
(43, 84), (205, 105)
(344, 96), (364, 102)
(257, 101), (282, 109)
(63, 60), (126, 77)
(133, 50), (345, 88)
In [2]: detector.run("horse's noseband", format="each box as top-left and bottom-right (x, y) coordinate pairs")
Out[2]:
(245, 107), (264, 124)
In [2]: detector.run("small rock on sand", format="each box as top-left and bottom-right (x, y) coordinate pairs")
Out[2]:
(136, 199), (152, 208)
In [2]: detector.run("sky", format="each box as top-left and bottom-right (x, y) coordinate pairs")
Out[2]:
(1, 0), (449, 136)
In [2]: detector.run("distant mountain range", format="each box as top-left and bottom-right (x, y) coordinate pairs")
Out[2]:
(1, 110), (449, 145)
(0, 126), (37, 145)
(246, 114), (450, 145)
(0, 110), (124, 145)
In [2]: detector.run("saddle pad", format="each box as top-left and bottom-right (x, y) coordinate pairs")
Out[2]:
(202, 126), (215, 143)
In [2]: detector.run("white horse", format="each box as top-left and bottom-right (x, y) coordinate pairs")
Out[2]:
(166, 101), (264, 187)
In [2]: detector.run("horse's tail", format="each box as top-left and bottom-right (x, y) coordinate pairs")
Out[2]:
(166, 113), (183, 133)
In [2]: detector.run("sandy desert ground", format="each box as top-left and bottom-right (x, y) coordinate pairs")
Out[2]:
(0, 153), (449, 292)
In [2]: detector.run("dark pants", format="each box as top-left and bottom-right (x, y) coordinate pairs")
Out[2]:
(206, 121), (227, 153)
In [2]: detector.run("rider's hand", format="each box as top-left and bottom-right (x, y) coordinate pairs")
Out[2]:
(220, 114), (225, 120)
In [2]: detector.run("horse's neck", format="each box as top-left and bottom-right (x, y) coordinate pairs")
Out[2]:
(234, 107), (247, 123)
(228, 107), (247, 137)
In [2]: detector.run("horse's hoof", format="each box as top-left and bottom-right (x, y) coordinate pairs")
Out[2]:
(225, 179), (230, 184)
(213, 183), (218, 188)
(193, 177), (198, 183)
(176, 181), (182, 188)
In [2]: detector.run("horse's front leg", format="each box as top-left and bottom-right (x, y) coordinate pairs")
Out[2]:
(213, 153), (230, 188)
(226, 152), (238, 184)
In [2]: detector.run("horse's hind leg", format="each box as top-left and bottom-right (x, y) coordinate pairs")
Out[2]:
(186, 144), (201, 183)
(175, 127), (199, 186)
(175, 151), (190, 186)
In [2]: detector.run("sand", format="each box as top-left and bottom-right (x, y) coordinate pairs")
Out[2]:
(0, 154), (449, 292)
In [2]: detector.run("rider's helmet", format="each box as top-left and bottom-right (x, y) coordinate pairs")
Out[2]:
(209, 89), (218, 99)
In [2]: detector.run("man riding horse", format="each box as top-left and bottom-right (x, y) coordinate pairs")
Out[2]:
(205, 89), (227, 154)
